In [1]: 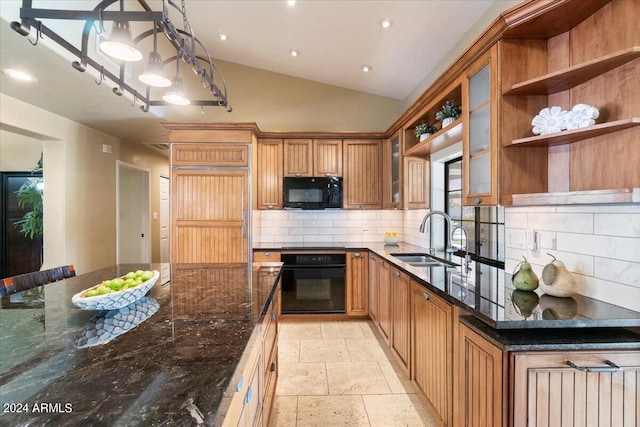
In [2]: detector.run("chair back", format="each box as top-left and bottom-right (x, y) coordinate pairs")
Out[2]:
(0, 265), (76, 297)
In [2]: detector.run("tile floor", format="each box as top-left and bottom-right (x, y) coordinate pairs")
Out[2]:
(271, 320), (438, 427)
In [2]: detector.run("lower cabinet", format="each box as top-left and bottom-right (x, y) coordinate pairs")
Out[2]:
(368, 253), (391, 343)
(346, 251), (368, 316)
(368, 253), (379, 323)
(390, 268), (411, 373)
(411, 281), (455, 426)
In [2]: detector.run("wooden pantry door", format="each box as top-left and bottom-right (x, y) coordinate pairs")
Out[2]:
(172, 169), (249, 263)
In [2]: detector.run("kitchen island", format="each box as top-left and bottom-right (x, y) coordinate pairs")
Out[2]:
(0, 262), (282, 426)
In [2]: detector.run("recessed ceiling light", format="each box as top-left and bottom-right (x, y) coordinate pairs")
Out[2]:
(362, 65), (373, 73)
(287, 0), (297, 6)
(379, 18), (393, 29)
(3, 68), (37, 82)
(289, 49), (300, 57)
(218, 32), (228, 41)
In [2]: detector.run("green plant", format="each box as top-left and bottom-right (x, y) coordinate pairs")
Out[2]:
(15, 154), (43, 240)
(414, 121), (438, 138)
(435, 100), (461, 121)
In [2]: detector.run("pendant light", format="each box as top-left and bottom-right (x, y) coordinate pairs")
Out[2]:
(163, 60), (190, 105)
(138, 26), (171, 87)
(100, 20), (143, 61)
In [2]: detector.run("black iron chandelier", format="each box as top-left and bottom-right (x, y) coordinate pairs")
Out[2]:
(10, 0), (232, 112)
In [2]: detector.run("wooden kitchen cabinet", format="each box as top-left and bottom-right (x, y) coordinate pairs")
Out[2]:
(253, 250), (281, 262)
(257, 139), (283, 210)
(314, 139), (342, 177)
(511, 350), (640, 427)
(283, 138), (343, 178)
(283, 139), (313, 177)
(368, 253), (379, 324)
(343, 139), (384, 209)
(346, 250), (368, 317)
(411, 281), (455, 426)
(369, 255), (391, 343)
(403, 157), (430, 209)
(455, 321), (506, 427)
(390, 267), (411, 373)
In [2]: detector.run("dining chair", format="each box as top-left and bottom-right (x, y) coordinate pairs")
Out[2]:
(0, 265), (75, 297)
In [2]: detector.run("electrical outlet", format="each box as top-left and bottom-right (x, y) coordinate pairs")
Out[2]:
(526, 230), (539, 251)
(361, 221), (368, 231)
(506, 229), (526, 249)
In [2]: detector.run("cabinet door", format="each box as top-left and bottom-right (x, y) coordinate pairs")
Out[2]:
(403, 157), (430, 209)
(463, 45), (498, 206)
(512, 351), (640, 427)
(257, 139), (283, 210)
(283, 139), (313, 177)
(314, 139), (343, 177)
(386, 132), (402, 209)
(368, 253), (379, 323)
(377, 258), (391, 343)
(237, 351), (263, 427)
(412, 282), (453, 425)
(456, 322), (505, 427)
(172, 169), (249, 263)
(390, 268), (411, 373)
(346, 251), (368, 316)
(343, 139), (384, 209)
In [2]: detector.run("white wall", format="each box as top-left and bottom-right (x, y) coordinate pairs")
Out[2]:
(0, 130), (42, 171)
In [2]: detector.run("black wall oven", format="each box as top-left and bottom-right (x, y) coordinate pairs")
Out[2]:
(281, 253), (346, 314)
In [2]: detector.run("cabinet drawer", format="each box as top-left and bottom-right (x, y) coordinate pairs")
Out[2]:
(253, 251), (281, 262)
(171, 143), (249, 167)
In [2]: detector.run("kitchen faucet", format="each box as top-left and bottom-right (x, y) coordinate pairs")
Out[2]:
(419, 210), (456, 255)
(452, 225), (472, 275)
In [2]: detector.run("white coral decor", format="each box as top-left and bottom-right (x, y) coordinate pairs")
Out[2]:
(531, 106), (568, 135)
(564, 103), (599, 130)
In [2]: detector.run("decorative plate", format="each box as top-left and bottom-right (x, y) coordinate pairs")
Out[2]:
(564, 103), (599, 130)
(531, 106), (567, 135)
(73, 297), (160, 348)
(71, 270), (159, 311)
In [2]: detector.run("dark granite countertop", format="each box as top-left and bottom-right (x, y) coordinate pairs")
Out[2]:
(255, 242), (640, 330)
(0, 262), (282, 426)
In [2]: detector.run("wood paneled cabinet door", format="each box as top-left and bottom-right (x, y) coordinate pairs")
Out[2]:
(456, 321), (505, 427)
(314, 139), (342, 177)
(346, 251), (368, 316)
(368, 253), (379, 324)
(172, 169), (249, 263)
(257, 139), (283, 210)
(343, 139), (384, 209)
(390, 268), (411, 374)
(511, 350), (640, 427)
(463, 45), (499, 206)
(283, 139), (313, 177)
(376, 257), (391, 343)
(411, 282), (454, 426)
(404, 157), (430, 209)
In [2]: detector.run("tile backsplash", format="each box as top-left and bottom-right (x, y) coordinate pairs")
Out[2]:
(504, 204), (640, 312)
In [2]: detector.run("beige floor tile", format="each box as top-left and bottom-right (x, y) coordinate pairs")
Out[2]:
(359, 321), (378, 339)
(321, 321), (366, 339)
(279, 322), (323, 340)
(346, 338), (389, 362)
(277, 362), (328, 396)
(326, 361), (392, 395)
(270, 395), (298, 427)
(296, 395), (369, 427)
(299, 339), (350, 363)
(279, 339), (300, 363)
(378, 359), (416, 394)
(363, 394), (438, 427)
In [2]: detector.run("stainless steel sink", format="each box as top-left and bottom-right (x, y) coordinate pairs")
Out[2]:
(390, 253), (456, 268)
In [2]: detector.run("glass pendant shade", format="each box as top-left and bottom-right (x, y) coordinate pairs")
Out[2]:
(99, 21), (143, 62)
(138, 51), (171, 87)
(162, 76), (190, 105)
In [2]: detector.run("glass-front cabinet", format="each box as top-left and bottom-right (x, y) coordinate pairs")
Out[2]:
(463, 45), (498, 206)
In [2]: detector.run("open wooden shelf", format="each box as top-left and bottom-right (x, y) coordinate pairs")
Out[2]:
(404, 119), (463, 157)
(505, 118), (640, 148)
(503, 188), (640, 206)
(504, 46), (640, 96)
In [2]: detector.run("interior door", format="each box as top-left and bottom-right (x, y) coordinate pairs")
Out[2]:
(117, 163), (150, 263)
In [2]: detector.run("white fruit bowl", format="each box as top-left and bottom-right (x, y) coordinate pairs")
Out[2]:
(71, 270), (159, 311)
(384, 236), (400, 245)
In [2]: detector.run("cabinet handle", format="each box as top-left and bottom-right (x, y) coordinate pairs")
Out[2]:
(325, 173), (331, 177)
(270, 362), (277, 372)
(271, 312), (276, 321)
(295, 173), (302, 177)
(394, 271), (401, 277)
(353, 252), (361, 258)
(566, 360), (620, 373)
(370, 255), (375, 260)
(264, 252), (271, 257)
(236, 376), (244, 392)
(380, 261), (385, 266)
(422, 292), (430, 300)
(267, 205), (274, 210)
(359, 204), (366, 210)
(474, 198), (483, 205)
(244, 387), (253, 404)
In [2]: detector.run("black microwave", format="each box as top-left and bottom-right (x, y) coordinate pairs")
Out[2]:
(283, 177), (343, 209)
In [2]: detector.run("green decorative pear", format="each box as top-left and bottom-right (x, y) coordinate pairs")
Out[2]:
(512, 257), (539, 291)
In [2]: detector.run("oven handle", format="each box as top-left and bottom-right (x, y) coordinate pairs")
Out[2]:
(283, 264), (346, 269)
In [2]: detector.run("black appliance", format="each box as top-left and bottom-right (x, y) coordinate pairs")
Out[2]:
(283, 177), (342, 210)
(281, 253), (346, 314)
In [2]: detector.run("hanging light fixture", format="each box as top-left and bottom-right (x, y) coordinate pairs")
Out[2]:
(99, 20), (143, 62)
(9, 0), (231, 111)
(138, 25), (171, 87)
(163, 60), (190, 106)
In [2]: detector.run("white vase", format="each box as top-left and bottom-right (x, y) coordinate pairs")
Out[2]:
(419, 133), (432, 142)
(442, 117), (455, 127)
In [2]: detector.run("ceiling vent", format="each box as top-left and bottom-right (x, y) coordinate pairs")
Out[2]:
(147, 143), (170, 151)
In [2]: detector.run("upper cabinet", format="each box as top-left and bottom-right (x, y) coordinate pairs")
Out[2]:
(462, 46), (499, 206)
(283, 139), (343, 177)
(257, 139), (283, 210)
(343, 139), (384, 209)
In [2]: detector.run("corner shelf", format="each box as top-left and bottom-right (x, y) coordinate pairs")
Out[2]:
(503, 188), (640, 206)
(404, 119), (463, 157)
(504, 46), (640, 96)
(505, 118), (640, 148)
